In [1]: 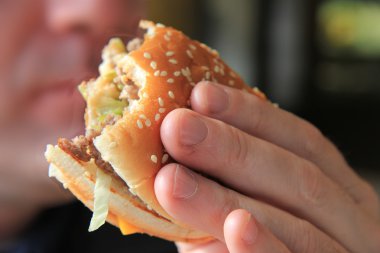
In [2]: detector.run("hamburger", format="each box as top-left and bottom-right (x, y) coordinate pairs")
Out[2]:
(45, 20), (266, 242)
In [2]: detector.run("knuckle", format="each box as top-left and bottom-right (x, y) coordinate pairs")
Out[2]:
(292, 219), (347, 253)
(228, 127), (250, 168)
(297, 162), (326, 208)
(302, 121), (324, 158)
(291, 219), (319, 253)
(361, 181), (379, 205)
(246, 94), (265, 133)
(211, 187), (240, 228)
(350, 180), (380, 217)
(370, 226), (380, 252)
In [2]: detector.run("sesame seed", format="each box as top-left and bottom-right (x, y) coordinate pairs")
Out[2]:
(160, 71), (168, 77)
(229, 71), (237, 78)
(166, 51), (175, 57)
(139, 114), (147, 119)
(273, 103), (279, 108)
(150, 61), (157, 69)
(186, 50), (193, 59)
(166, 31), (172, 36)
(158, 97), (164, 107)
(168, 91), (175, 99)
(167, 78), (174, 84)
(137, 120), (143, 129)
(164, 35), (170, 41)
(147, 29), (156, 37)
(228, 80), (235, 86)
(143, 52), (151, 59)
(174, 71), (181, 76)
(159, 108), (166, 113)
(214, 66), (220, 73)
(150, 155), (158, 163)
(181, 67), (193, 82)
(213, 58), (219, 64)
(145, 119), (151, 127)
(155, 113), (161, 121)
(220, 68), (225, 76)
(169, 59), (178, 64)
(161, 154), (169, 164)
(181, 67), (191, 77)
(156, 23), (165, 28)
(253, 87), (259, 93)
(154, 70), (160, 76)
(189, 44), (197, 51)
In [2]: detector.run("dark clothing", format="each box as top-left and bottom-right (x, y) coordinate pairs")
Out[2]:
(6, 202), (177, 253)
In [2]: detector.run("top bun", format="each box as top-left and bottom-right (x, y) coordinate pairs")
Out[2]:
(94, 20), (264, 222)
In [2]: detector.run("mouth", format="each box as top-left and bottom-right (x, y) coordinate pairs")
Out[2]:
(26, 78), (88, 136)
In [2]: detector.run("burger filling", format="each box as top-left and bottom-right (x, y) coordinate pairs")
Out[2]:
(78, 37), (143, 136)
(60, 37), (167, 232)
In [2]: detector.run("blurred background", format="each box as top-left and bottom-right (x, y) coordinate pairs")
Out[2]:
(147, 0), (380, 194)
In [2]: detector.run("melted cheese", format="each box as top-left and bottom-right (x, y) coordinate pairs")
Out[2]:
(118, 217), (141, 235)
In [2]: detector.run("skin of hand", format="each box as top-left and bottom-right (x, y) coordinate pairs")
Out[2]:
(154, 81), (380, 253)
(0, 0), (143, 241)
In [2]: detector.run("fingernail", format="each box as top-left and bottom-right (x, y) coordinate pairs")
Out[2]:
(205, 82), (229, 113)
(173, 165), (198, 199)
(241, 212), (258, 245)
(179, 114), (208, 146)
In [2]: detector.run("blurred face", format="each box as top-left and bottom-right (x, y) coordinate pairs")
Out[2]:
(1, 0), (142, 129)
(0, 0), (143, 208)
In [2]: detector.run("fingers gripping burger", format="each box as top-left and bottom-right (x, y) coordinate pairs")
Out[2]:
(45, 20), (266, 242)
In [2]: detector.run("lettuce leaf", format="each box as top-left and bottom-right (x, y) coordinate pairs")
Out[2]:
(98, 97), (127, 114)
(88, 168), (112, 232)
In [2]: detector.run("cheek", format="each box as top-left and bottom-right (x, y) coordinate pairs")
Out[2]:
(0, 0), (43, 71)
(0, 83), (20, 123)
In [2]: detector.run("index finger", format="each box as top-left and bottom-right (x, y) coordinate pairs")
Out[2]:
(190, 82), (371, 208)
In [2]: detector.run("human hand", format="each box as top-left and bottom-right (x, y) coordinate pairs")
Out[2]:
(155, 82), (380, 252)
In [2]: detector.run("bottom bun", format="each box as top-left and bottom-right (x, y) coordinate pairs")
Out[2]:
(45, 145), (211, 242)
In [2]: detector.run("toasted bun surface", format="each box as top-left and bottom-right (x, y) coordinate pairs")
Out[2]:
(46, 20), (266, 242)
(94, 20), (264, 220)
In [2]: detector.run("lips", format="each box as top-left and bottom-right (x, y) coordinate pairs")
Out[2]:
(11, 32), (99, 137)
(13, 32), (92, 91)
(26, 79), (86, 136)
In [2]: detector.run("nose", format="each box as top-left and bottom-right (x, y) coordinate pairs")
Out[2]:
(46, 0), (141, 35)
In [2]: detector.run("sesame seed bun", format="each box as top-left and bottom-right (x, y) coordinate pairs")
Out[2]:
(45, 20), (265, 242)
